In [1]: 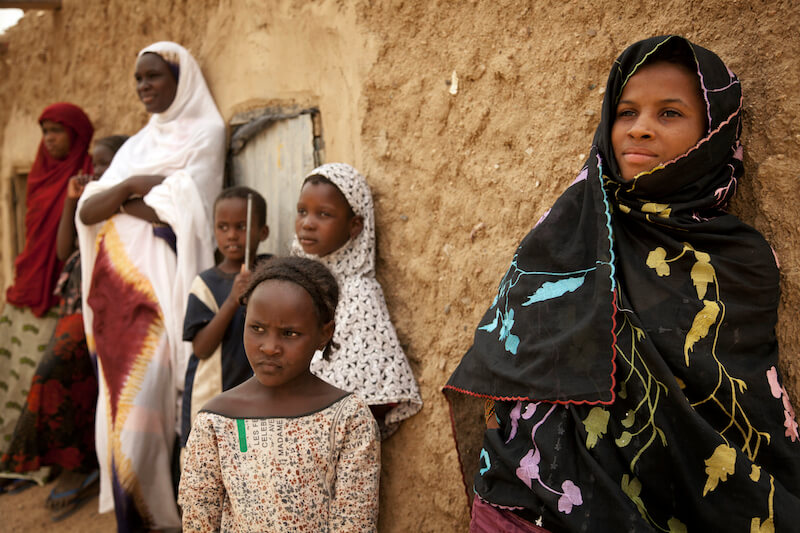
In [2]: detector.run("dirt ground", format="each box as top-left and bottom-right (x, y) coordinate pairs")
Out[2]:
(0, 481), (115, 532)
(0, 1), (799, 532)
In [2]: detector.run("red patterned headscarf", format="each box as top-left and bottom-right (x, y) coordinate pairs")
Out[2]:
(6, 102), (93, 316)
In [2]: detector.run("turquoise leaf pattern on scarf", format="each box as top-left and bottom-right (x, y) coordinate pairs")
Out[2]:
(479, 308), (520, 355)
(523, 276), (586, 306)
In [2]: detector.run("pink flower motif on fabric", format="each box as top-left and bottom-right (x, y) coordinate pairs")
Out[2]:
(558, 480), (583, 514)
(535, 209), (552, 229)
(571, 167), (589, 186)
(507, 401), (539, 444)
(516, 448), (541, 489)
(767, 367), (783, 398)
(507, 401), (523, 443)
(767, 366), (799, 442)
(514, 403), (583, 514)
(523, 403), (537, 419)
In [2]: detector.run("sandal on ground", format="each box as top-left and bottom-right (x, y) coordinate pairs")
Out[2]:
(46, 470), (99, 522)
(1, 479), (37, 495)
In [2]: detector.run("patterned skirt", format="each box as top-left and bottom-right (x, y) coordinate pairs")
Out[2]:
(0, 304), (58, 456)
(0, 311), (97, 475)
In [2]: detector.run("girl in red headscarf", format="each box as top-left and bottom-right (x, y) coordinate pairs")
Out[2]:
(0, 103), (93, 491)
(6, 102), (94, 314)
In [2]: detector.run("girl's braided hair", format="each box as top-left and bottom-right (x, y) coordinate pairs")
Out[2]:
(240, 256), (339, 359)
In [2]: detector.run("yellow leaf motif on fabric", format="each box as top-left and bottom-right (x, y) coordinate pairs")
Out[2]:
(751, 517), (775, 533)
(684, 300), (720, 365)
(619, 204), (631, 214)
(583, 407), (610, 449)
(642, 202), (672, 218)
(621, 410), (636, 428)
(675, 377), (686, 389)
(668, 517), (687, 533)
(690, 257), (715, 300)
(703, 444), (736, 496)
(621, 475), (647, 519)
(615, 431), (632, 447)
(750, 464), (761, 482)
(646, 247), (670, 277)
(656, 427), (667, 446)
(694, 251), (710, 262)
(750, 476), (775, 533)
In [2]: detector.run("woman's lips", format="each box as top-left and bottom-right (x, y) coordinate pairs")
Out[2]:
(257, 360), (281, 371)
(623, 150), (657, 164)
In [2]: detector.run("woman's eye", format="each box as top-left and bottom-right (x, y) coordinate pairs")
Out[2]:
(283, 330), (299, 337)
(617, 109), (635, 118)
(296, 208), (306, 216)
(250, 325), (264, 333)
(663, 109), (682, 118)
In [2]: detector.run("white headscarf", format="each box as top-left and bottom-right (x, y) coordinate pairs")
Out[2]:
(94, 41), (225, 217)
(77, 41), (226, 396)
(292, 163), (422, 438)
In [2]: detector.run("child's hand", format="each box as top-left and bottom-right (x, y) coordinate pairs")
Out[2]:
(67, 173), (94, 199)
(230, 265), (252, 304)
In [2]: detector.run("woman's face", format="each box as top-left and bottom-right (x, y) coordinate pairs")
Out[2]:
(611, 61), (706, 182)
(134, 52), (178, 114)
(41, 120), (71, 160)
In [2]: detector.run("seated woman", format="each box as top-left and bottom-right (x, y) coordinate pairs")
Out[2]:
(77, 42), (225, 532)
(445, 36), (800, 532)
(0, 103), (93, 492)
(0, 135), (127, 521)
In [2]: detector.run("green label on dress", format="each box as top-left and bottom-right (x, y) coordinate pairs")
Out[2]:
(237, 419), (247, 453)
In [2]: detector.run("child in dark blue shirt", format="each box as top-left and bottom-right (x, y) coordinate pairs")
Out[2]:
(181, 186), (270, 445)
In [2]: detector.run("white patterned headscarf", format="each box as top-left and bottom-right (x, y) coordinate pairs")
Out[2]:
(292, 163), (422, 438)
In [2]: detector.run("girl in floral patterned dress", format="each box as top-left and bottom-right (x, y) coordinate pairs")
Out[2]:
(179, 257), (380, 532)
(445, 36), (800, 531)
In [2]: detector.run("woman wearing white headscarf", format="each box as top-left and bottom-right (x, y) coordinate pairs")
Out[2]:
(77, 42), (225, 532)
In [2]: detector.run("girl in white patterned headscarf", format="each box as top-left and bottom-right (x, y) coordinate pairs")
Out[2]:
(293, 163), (422, 438)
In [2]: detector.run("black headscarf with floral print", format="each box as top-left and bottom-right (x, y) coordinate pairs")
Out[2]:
(447, 35), (756, 404)
(445, 36), (800, 531)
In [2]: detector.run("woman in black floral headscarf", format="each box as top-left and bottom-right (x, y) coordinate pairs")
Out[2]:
(446, 35), (800, 532)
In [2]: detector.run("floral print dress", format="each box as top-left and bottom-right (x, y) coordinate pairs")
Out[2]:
(179, 394), (380, 532)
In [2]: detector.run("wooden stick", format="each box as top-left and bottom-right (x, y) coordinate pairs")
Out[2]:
(244, 193), (253, 271)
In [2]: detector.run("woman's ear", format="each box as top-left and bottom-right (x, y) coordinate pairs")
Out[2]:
(259, 225), (270, 243)
(349, 215), (364, 240)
